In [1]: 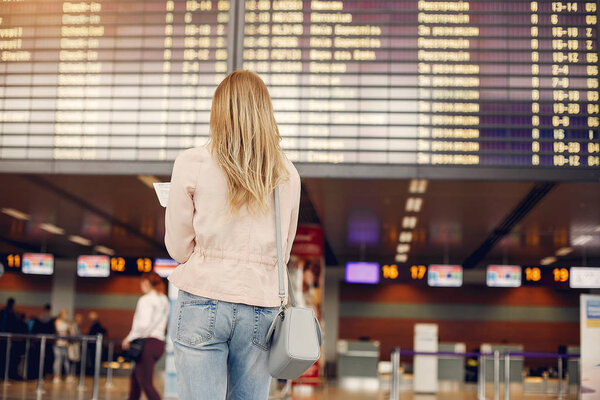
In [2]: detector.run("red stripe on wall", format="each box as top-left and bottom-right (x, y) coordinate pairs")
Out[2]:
(73, 308), (136, 342)
(75, 276), (143, 295)
(0, 273), (52, 292)
(11, 305), (46, 320)
(339, 283), (580, 307)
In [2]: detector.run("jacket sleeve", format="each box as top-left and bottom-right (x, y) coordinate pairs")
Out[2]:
(125, 297), (152, 342)
(165, 150), (196, 264)
(284, 172), (301, 264)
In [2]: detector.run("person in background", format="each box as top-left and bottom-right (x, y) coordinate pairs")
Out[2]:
(122, 271), (169, 400)
(88, 311), (107, 337)
(0, 298), (20, 380)
(35, 303), (55, 334)
(0, 298), (18, 333)
(32, 304), (56, 378)
(86, 311), (107, 374)
(68, 314), (82, 377)
(53, 309), (73, 383)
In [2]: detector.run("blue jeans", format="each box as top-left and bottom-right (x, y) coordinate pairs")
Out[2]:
(171, 290), (279, 400)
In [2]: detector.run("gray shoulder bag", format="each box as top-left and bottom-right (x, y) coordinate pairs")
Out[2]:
(265, 187), (322, 380)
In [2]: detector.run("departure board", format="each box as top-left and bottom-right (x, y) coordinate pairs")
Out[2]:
(243, 0), (600, 168)
(0, 0), (229, 161)
(0, 0), (599, 178)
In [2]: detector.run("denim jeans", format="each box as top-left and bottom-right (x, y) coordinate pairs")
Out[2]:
(171, 290), (279, 400)
(53, 345), (69, 377)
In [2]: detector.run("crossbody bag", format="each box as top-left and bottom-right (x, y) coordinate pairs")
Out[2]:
(265, 186), (322, 380)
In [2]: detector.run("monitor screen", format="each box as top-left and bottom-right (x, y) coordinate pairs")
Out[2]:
(22, 253), (54, 275)
(428, 264), (463, 287)
(345, 261), (380, 284)
(77, 255), (110, 277)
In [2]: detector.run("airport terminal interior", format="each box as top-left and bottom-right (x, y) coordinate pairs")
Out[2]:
(1, 0), (600, 399)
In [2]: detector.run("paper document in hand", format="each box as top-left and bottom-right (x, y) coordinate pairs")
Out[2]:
(153, 182), (171, 207)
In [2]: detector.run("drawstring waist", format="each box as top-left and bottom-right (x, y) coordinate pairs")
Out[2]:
(192, 247), (277, 267)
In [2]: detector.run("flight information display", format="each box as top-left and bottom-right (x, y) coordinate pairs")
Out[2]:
(0, 0), (599, 176)
(0, 0), (229, 162)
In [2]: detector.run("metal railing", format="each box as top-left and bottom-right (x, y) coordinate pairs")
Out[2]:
(1, 332), (104, 400)
(388, 348), (581, 400)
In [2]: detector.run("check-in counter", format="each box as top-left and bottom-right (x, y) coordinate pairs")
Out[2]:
(336, 340), (380, 391)
(567, 346), (579, 385)
(481, 343), (524, 383)
(438, 342), (466, 390)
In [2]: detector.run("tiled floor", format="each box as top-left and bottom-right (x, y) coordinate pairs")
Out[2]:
(0, 377), (578, 400)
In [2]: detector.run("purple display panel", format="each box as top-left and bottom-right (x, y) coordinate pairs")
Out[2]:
(345, 262), (380, 284)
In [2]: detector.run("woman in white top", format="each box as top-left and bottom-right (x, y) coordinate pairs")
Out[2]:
(122, 271), (170, 400)
(53, 308), (71, 383)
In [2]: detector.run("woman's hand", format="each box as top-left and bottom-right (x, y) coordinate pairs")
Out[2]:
(122, 339), (130, 350)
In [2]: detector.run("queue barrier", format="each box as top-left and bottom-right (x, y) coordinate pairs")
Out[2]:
(389, 348), (581, 400)
(0, 332), (109, 400)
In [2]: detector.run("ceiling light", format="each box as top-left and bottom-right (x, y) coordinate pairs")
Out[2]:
(405, 197), (423, 213)
(409, 179), (428, 194)
(573, 235), (593, 246)
(69, 235), (92, 246)
(402, 216), (418, 229)
(137, 175), (161, 189)
(540, 256), (557, 266)
(555, 247), (572, 256)
(396, 244), (410, 253)
(1, 207), (30, 221)
(399, 231), (413, 243)
(40, 223), (65, 235)
(395, 254), (408, 263)
(94, 245), (115, 256)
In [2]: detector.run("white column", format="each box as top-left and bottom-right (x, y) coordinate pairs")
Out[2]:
(50, 259), (76, 317)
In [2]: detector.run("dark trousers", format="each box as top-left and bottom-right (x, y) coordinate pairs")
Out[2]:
(128, 338), (165, 400)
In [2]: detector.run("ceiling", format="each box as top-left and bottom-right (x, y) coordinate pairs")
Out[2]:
(1, 173), (599, 268)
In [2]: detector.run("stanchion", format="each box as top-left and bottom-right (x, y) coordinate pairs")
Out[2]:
(493, 350), (500, 400)
(3, 336), (11, 384)
(478, 354), (486, 400)
(557, 356), (563, 399)
(79, 338), (88, 392)
(105, 341), (114, 388)
(578, 357), (582, 400)
(23, 338), (30, 381)
(36, 337), (46, 394)
(504, 353), (510, 400)
(389, 348), (400, 400)
(91, 334), (102, 400)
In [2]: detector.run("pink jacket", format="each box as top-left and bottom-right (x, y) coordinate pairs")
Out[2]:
(165, 145), (301, 307)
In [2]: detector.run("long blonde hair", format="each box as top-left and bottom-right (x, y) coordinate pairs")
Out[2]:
(210, 70), (288, 213)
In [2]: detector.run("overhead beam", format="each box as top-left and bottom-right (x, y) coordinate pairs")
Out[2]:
(462, 182), (556, 269)
(24, 175), (166, 252)
(0, 234), (68, 258)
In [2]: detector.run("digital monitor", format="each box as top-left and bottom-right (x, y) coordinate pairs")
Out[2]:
(428, 265), (463, 287)
(345, 262), (380, 284)
(22, 253), (54, 275)
(154, 258), (179, 278)
(570, 267), (600, 289)
(487, 265), (522, 287)
(77, 255), (110, 277)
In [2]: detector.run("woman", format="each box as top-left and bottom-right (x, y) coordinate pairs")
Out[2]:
(67, 313), (82, 378)
(53, 309), (71, 383)
(165, 70), (301, 400)
(122, 271), (170, 400)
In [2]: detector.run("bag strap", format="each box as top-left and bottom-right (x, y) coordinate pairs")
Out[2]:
(274, 187), (296, 308)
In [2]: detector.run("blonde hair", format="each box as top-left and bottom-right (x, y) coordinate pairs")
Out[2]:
(210, 70), (288, 212)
